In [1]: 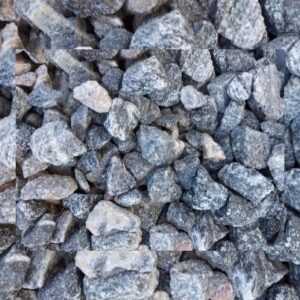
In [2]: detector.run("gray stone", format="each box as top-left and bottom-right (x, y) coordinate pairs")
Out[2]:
(181, 49), (215, 86)
(0, 225), (15, 254)
(287, 40), (300, 76)
(63, 193), (100, 220)
(83, 270), (158, 300)
(268, 284), (299, 300)
(149, 224), (193, 251)
(174, 155), (200, 190)
(74, 168), (90, 193)
(212, 50), (256, 73)
(102, 67), (123, 96)
(0, 249), (30, 294)
(194, 20), (218, 48)
(22, 214), (55, 248)
(125, 0), (167, 14)
(91, 230), (142, 250)
(200, 133), (226, 162)
(240, 109), (261, 131)
(147, 167), (181, 204)
(104, 98), (140, 141)
(215, 0), (266, 49)
(0, 50), (15, 87)
(250, 64), (283, 121)
(121, 56), (169, 97)
(30, 121), (87, 166)
(180, 85), (207, 110)
(22, 154), (49, 178)
(106, 156), (136, 196)
(137, 125), (185, 166)
(218, 163), (274, 204)
(284, 75), (300, 124)
(150, 291), (170, 300)
(207, 73), (235, 113)
(24, 251), (58, 289)
(227, 72), (253, 102)
(71, 104), (91, 141)
(86, 200), (141, 236)
(231, 126), (270, 169)
(51, 210), (76, 243)
(86, 126), (111, 150)
(291, 115), (300, 164)
(123, 151), (153, 182)
(170, 260), (214, 300)
(183, 164), (228, 210)
(0, 188), (16, 224)
(61, 227), (91, 251)
(21, 174), (78, 200)
(190, 96), (218, 134)
(261, 121), (285, 139)
(215, 100), (245, 139)
(73, 80), (112, 113)
(115, 189), (143, 207)
(282, 169), (300, 212)
(16, 123), (34, 165)
(75, 246), (157, 278)
(130, 10), (194, 49)
(267, 144), (285, 191)
(38, 263), (81, 300)
(228, 251), (287, 300)
(29, 83), (62, 108)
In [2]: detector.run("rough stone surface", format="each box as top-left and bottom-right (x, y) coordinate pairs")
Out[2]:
(284, 75), (300, 124)
(218, 163), (274, 204)
(227, 72), (253, 102)
(30, 121), (86, 165)
(20, 174), (78, 200)
(180, 85), (207, 110)
(29, 83), (62, 108)
(291, 115), (300, 164)
(282, 169), (300, 212)
(73, 81), (112, 113)
(0, 188), (16, 224)
(287, 40), (300, 76)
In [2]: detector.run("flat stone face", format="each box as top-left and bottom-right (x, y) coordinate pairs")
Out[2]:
(284, 75), (300, 124)
(73, 81), (112, 113)
(250, 64), (283, 121)
(20, 174), (78, 200)
(104, 98), (140, 141)
(30, 121), (87, 165)
(181, 49), (215, 86)
(29, 83), (62, 108)
(180, 85), (207, 110)
(137, 125), (185, 166)
(287, 40), (300, 76)
(130, 10), (194, 49)
(218, 163), (274, 204)
(231, 126), (270, 169)
(86, 200), (141, 236)
(215, 0), (266, 49)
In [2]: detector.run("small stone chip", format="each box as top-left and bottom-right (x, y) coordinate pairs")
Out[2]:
(30, 121), (87, 166)
(20, 174), (78, 200)
(218, 163), (274, 204)
(180, 85), (207, 110)
(73, 80), (112, 113)
(29, 83), (62, 108)
(137, 125), (185, 166)
(104, 98), (140, 141)
(227, 72), (253, 102)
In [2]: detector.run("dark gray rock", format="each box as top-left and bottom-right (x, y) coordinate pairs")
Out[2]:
(183, 164), (228, 210)
(130, 10), (194, 49)
(218, 163), (274, 204)
(63, 193), (100, 219)
(240, 109), (261, 130)
(194, 20), (218, 48)
(268, 284), (299, 300)
(284, 75), (300, 124)
(291, 115), (300, 164)
(283, 169), (300, 212)
(212, 50), (256, 73)
(149, 224), (193, 251)
(21, 174), (78, 200)
(227, 72), (253, 102)
(147, 167), (181, 204)
(207, 73), (235, 113)
(38, 263), (81, 300)
(104, 98), (140, 141)
(24, 251), (59, 289)
(0, 50), (15, 87)
(0, 225), (15, 254)
(106, 156), (136, 196)
(61, 227), (91, 251)
(86, 125), (111, 151)
(29, 83), (62, 108)
(100, 28), (132, 50)
(16, 123), (34, 165)
(0, 248), (30, 294)
(231, 126), (270, 169)
(22, 214), (56, 248)
(215, 0), (266, 49)
(0, 188), (16, 224)
(228, 251), (287, 300)
(71, 104), (91, 142)
(30, 121), (87, 165)
(249, 64), (283, 121)
(137, 125), (185, 166)
(174, 155), (200, 190)
(74, 168), (90, 193)
(181, 49), (215, 86)
(102, 68), (123, 96)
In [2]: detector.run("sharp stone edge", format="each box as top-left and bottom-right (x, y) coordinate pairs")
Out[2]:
(0, 0), (300, 299)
